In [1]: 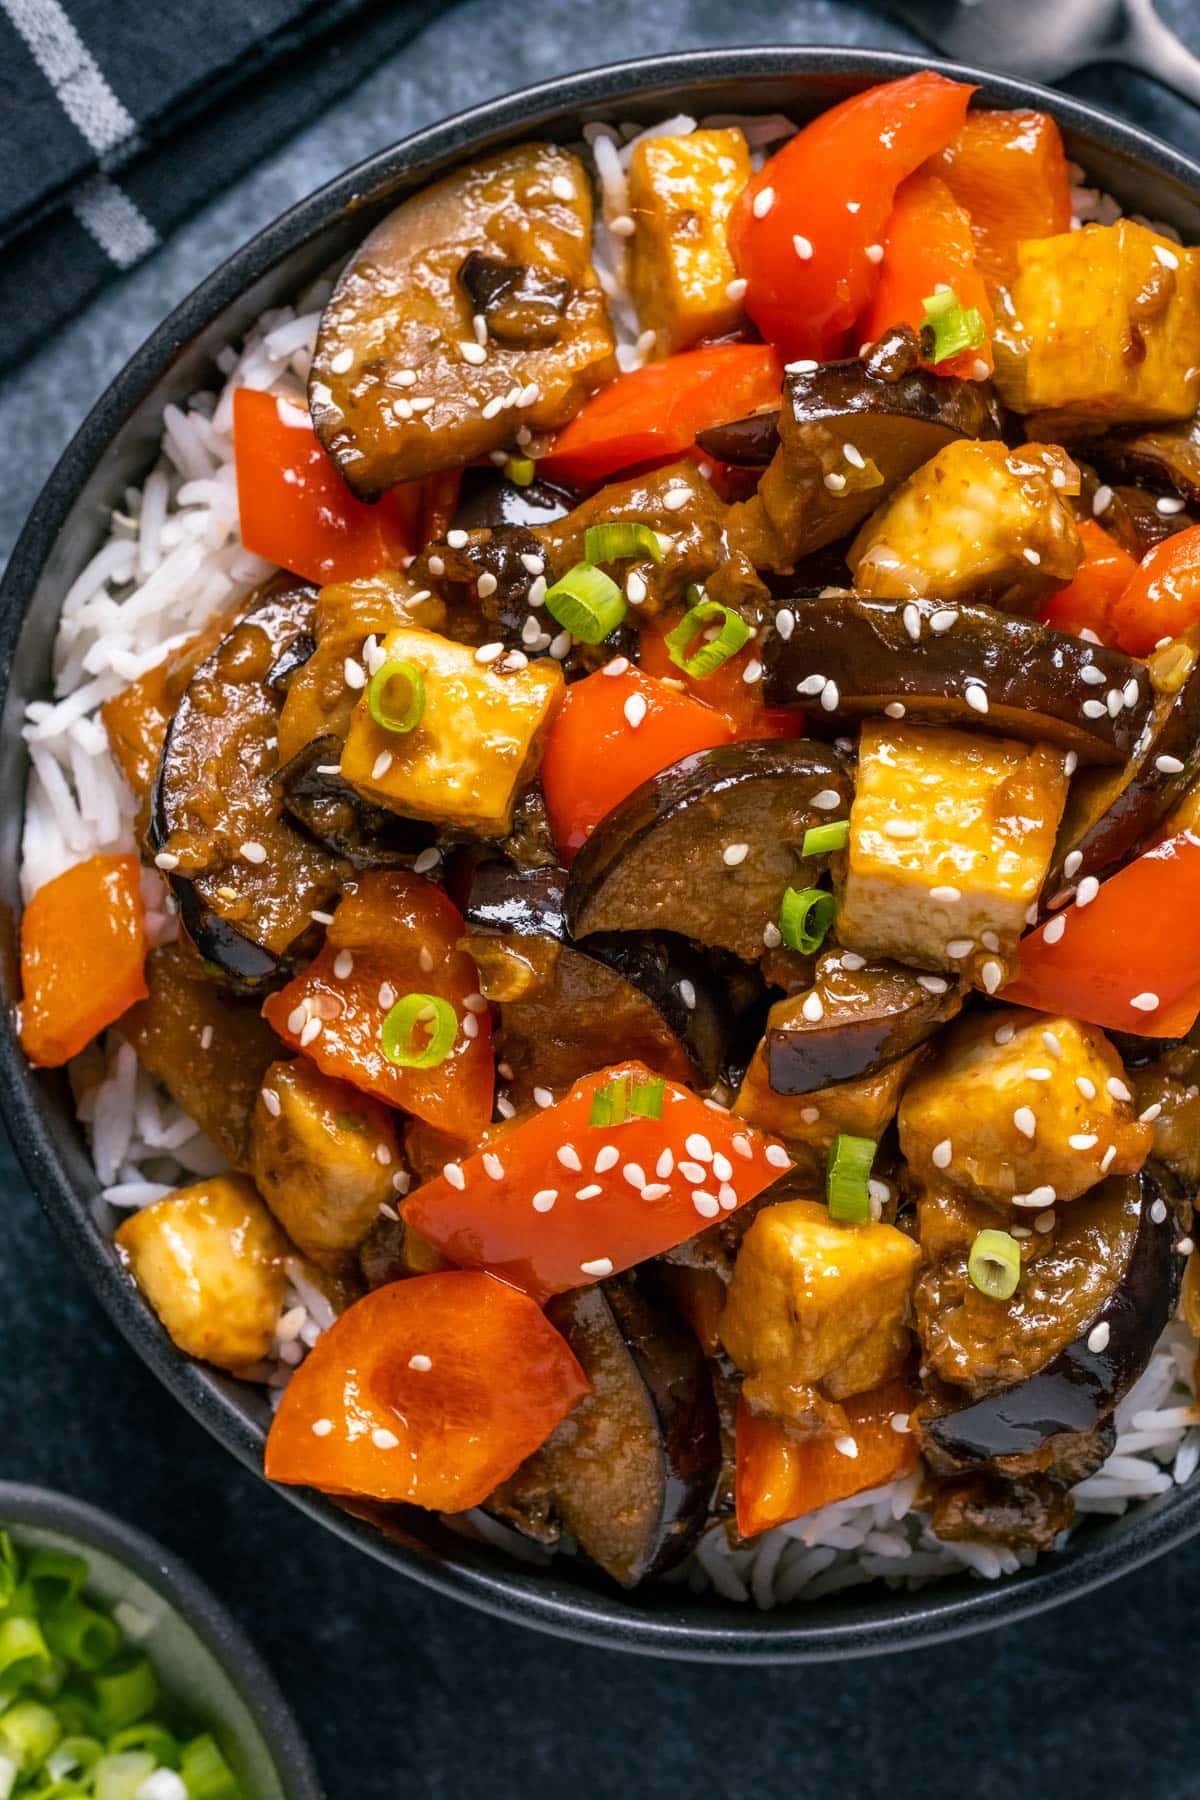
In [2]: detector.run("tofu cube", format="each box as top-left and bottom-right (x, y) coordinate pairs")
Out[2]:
(721, 1199), (919, 1419)
(848, 440), (1082, 609)
(627, 128), (752, 355)
(899, 1006), (1152, 1206)
(994, 220), (1200, 425)
(837, 721), (1069, 976)
(250, 1059), (400, 1269)
(115, 1175), (288, 1372)
(340, 626), (563, 836)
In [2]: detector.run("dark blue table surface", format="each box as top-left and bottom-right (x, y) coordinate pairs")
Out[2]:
(4, 3), (1200, 1795)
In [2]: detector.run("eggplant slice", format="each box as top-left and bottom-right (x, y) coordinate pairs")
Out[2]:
(1047, 626), (1200, 893)
(719, 326), (1004, 568)
(464, 861), (726, 1090)
(487, 1275), (720, 1585)
(764, 595), (1153, 766)
(452, 467), (577, 531)
(150, 579), (347, 987)
(566, 740), (853, 961)
(1088, 413), (1200, 508)
(915, 1165), (1184, 1468)
(767, 951), (962, 1095)
(278, 734), (438, 869)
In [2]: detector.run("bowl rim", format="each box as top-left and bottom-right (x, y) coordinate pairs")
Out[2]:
(0, 1482), (325, 1796)
(5, 42), (1200, 1664)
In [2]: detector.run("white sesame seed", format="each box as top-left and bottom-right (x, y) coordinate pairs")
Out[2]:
(1076, 1076), (1097, 1101)
(1065, 751), (1078, 776)
(931, 1139), (952, 1169)
(332, 949), (354, 981)
(240, 839), (267, 865)
(864, 243), (884, 263)
(1092, 484), (1114, 517)
(946, 937), (974, 960)
(835, 1435), (860, 1460)
(260, 1086), (281, 1118)
(580, 1257), (614, 1277)
(775, 608), (795, 640)
(476, 571), (498, 601)
(824, 471), (847, 493)
(344, 657), (366, 689)
(557, 1144), (582, 1172)
(1130, 992), (1160, 1012)
(722, 842), (750, 866)
(918, 974), (949, 994)
(532, 1086), (554, 1109)
(623, 693), (648, 730)
(981, 960), (1004, 995)
(884, 701), (906, 718)
(1013, 1106), (1037, 1140)
(1023, 547), (1042, 566)
(479, 1152), (504, 1182)
(371, 751), (393, 782)
(371, 1428), (400, 1450)
(812, 788), (842, 811)
(1140, 1102), (1163, 1123)
(1106, 688), (1124, 718)
(980, 932), (1001, 953)
(441, 1162), (466, 1191)
(1042, 1031), (1064, 1060)
(474, 642), (503, 665)
(678, 978), (697, 1011)
(820, 678), (840, 712)
(656, 1148), (674, 1179)
(532, 1189), (558, 1212)
(1063, 851), (1084, 880)
(299, 1016), (322, 1048)
(725, 276), (749, 302)
(1105, 1076), (1132, 1103)
(576, 1184), (603, 1200)
(593, 1144), (619, 1174)
(1156, 754), (1186, 774)
(1080, 666), (1106, 686)
(732, 1134), (754, 1161)
(801, 992), (825, 1023)
(762, 920), (783, 950)
(1100, 1145), (1117, 1173)
(1087, 1321), (1111, 1354)
(793, 233), (813, 259)
(1178, 1237), (1195, 1256)
(765, 1144), (790, 1169)
(311, 1418), (333, 1437)
(1069, 1133), (1099, 1150)
(1081, 699), (1108, 719)
(459, 339), (487, 365)
(965, 682), (989, 714)
(528, 574), (548, 605)
(154, 851), (179, 871)
(682, 1134), (712, 1165)
(902, 603), (921, 642)
(752, 186), (775, 218)
(693, 1190), (720, 1218)
(1076, 875), (1100, 907)
(841, 952), (866, 970)
(496, 1096), (516, 1119)
(796, 674), (827, 697)
(1043, 915), (1067, 945)
(550, 172), (575, 200)
(929, 609), (957, 634)
(1153, 243), (1180, 270)
(883, 819), (920, 839)
(844, 442), (866, 470)
(412, 848), (440, 875)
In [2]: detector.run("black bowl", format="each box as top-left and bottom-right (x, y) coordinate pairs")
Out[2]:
(0, 1484), (324, 1796)
(3, 47), (1200, 1663)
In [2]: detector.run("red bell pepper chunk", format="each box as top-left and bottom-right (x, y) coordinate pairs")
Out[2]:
(264, 1272), (590, 1509)
(400, 1061), (792, 1302)
(735, 1377), (918, 1538)
(262, 871), (494, 1140)
(637, 615), (805, 739)
(233, 388), (457, 586)
(20, 854), (148, 1068)
(1107, 524), (1200, 657)
(539, 666), (735, 862)
(858, 170), (994, 378)
(928, 107), (1073, 292)
(1038, 518), (1137, 643)
(1003, 829), (1200, 1038)
(536, 345), (783, 489)
(729, 71), (974, 363)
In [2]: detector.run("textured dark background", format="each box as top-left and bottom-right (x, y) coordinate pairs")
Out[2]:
(4, 2), (1200, 1795)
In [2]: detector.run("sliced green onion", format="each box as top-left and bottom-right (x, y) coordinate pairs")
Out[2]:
(664, 597), (750, 678)
(506, 456), (536, 487)
(588, 1074), (665, 1128)
(24, 1551), (88, 1616)
(968, 1228), (1022, 1300)
(583, 522), (665, 566)
(43, 1603), (121, 1672)
(366, 659), (425, 735)
(90, 1655), (158, 1733)
(0, 1617), (52, 1688)
(0, 1698), (61, 1771)
(46, 1734), (103, 1779)
(826, 1133), (876, 1224)
(778, 887), (836, 955)
(106, 1721), (180, 1766)
(801, 820), (849, 857)
(92, 1749), (156, 1800)
(920, 287), (986, 367)
(180, 1731), (240, 1800)
(543, 563), (626, 644)
(381, 993), (458, 1069)
(0, 1536), (17, 1614)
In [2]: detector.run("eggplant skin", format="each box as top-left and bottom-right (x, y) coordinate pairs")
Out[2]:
(452, 467), (577, 531)
(463, 860), (567, 939)
(764, 595), (1153, 767)
(766, 957), (962, 1095)
(278, 734), (438, 869)
(920, 1165), (1183, 1465)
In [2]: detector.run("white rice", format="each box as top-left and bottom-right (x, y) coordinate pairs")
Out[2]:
(18, 114), (1199, 1605)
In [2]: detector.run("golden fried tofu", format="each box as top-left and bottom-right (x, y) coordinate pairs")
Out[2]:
(993, 220), (1200, 426)
(836, 721), (1069, 977)
(721, 1200), (919, 1422)
(340, 626), (563, 837)
(899, 1007), (1151, 1207)
(115, 1176), (288, 1372)
(249, 1059), (400, 1270)
(735, 1039), (922, 1153)
(627, 128), (752, 355)
(848, 440), (1082, 610)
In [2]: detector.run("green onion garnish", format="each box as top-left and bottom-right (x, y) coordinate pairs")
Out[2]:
(968, 1228), (1022, 1301)
(664, 596), (751, 678)
(543, 563), (627, 644)
(589, 1074), (665, 1128)
(43, 1602), (120, 1673)
(801, 820), (850, 857)
(0, 1617), (52, 1688)
(826, 1133), (876, 1224)
(381, 993), (458, 1069)
(366, 658), (425, 735)
(779, 887), (836, 955)
(24, 1553), (87, 1618)
(507, 456), (536, 487)
(0, 1699), (60, 1774)
(180, 1731), (241, 1800)
(91, 1654), (158, 1733)
(920, 287), (986, 367)
(583, 522), (665, 566)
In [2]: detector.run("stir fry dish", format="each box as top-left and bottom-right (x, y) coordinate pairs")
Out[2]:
(21, 72), (1200, 1593)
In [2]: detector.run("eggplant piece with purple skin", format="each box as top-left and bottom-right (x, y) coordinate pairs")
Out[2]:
(565, 740), (853, 961)
(463, 861), (727, 1089)
(1088, 413), (1200, 509)
(1046, 625), (1200, 894)
(487, 1274), (720, 1585)
(451, 466), (577, 531)
(150, 579), (347, 989)
(767, 951), (962, 1095)
(916, 1165), (1184, 1467)
(278, 734), (438, 870)
(763, 595), (1153, 767)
